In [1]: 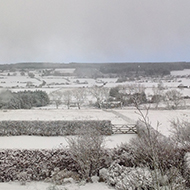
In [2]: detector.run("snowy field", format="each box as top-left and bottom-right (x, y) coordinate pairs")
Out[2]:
(1, 108), (190, 136)
(0, 75), (41, 88)
(1, 69), (190, 95)
(0, 69), (190, 190)
(1, 108), (190, 189)
(1, 108), (190, 150)
(171, 69), (190, 76)
(0, 134), (137, 150)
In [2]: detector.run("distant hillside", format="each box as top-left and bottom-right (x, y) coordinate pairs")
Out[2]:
(0, 62), (189, 77)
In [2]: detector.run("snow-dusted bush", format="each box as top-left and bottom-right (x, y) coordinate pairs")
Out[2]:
(46, 169), (80, 185)
(99, 168), (109, 182)
(183, 152), (190, 187)
(109, 118), (186, 189)
(101, 162), (186, 190)
(67, 127), (112, 182)
(171, 120), (190, 146)
(106, 162), (153, 189)
(129, 121), (184, 171)
(0, 120), (112, 136)
(112, 143), (136, 167)
(164, 167), (186, 190)
(170, 120), (190, 187)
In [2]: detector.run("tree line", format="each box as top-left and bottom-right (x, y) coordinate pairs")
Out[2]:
(49, 84), (186, 110)
(0, 90), (49, 109)
(0, 84), (186, 110)
(0, 62), (190, 77)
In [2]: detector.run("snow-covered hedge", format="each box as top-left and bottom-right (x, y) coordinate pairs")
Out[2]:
(0, 149), (74, 182)
(0, 149), (111, 182)
(0, 120), (112, 136)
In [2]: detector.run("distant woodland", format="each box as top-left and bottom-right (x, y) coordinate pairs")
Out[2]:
(0, 62), (190, 78)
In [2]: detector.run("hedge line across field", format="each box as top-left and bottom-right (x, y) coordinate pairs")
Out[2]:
(0, 149), (110, 182)
(0, 149), (76, 182)
(0, 120), (112, 136)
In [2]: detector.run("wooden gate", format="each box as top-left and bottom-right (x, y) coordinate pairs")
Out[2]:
(112, 124), (137, 134)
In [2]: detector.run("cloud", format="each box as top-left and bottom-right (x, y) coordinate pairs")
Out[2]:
(0, 0), (190, 63)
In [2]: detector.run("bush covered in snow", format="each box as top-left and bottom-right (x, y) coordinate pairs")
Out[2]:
(0, 120), (112, 136)
(67, 127), (112, 182)
(183, 152), (190, 187)
(112, 134), (184, 173)
(107, 119), (188, 189)
(45, 169), (80, 185)
(127, 121), (184, 171)
(99, 162), (186, 190)
(101, 162), (153, 189)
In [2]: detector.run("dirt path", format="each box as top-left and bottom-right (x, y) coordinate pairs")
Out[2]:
(103, 109), (136, 124)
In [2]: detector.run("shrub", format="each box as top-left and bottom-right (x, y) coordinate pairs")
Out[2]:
(111, 143), (135, 168)
(105, 162), (153, 189)
(170, 120), (190, 146)
(100, 161), (186, 190)
(129, 121), (184, 171)
(66, 127), (112, 182)
(46, 169), (80, 185)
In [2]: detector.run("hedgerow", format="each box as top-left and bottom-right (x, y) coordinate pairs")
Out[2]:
(0, 149), (73, 182)
(0, 148), (111, 183)
(0, 120), (112, 136)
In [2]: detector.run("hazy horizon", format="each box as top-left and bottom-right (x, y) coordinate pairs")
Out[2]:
(1, 0), (190, 64)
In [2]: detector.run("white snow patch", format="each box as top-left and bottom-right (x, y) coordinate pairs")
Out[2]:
(0, 181), (115, 190)
(0, 134), (136, 150)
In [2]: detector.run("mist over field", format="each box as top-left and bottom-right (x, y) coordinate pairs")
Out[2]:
(0, 0), (190, 63)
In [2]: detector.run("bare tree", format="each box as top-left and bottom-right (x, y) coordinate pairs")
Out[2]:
(72, 88), (86, 109)
(66, 127), (105, 182)
(123, 84), (147, 106)
(164, 89), (184, 109)
(62, 90), (72, 109)
(89, 86), (110, 109)
(124, 83), (146, 95)
(49, 90), (63, 109)
(151, 83), (164, 109)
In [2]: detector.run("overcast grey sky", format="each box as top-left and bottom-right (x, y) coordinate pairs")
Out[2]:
(0, 0), (190, 64)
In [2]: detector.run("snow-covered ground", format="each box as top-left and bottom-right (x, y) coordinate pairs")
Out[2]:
(0, 108), (137, 150)
(0, 134), (137, 150)
(0, 109), (128, 123)
(117, 109), (190, 136)
(0, 179), (115, 190)
(1, 69), (189, 90)
(0, 108), (190, 137)
(0, 108), (189, 150)
(0, 76), (41, 88)
(171, 69), (190, 76)
(1, 69), (190, 190)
